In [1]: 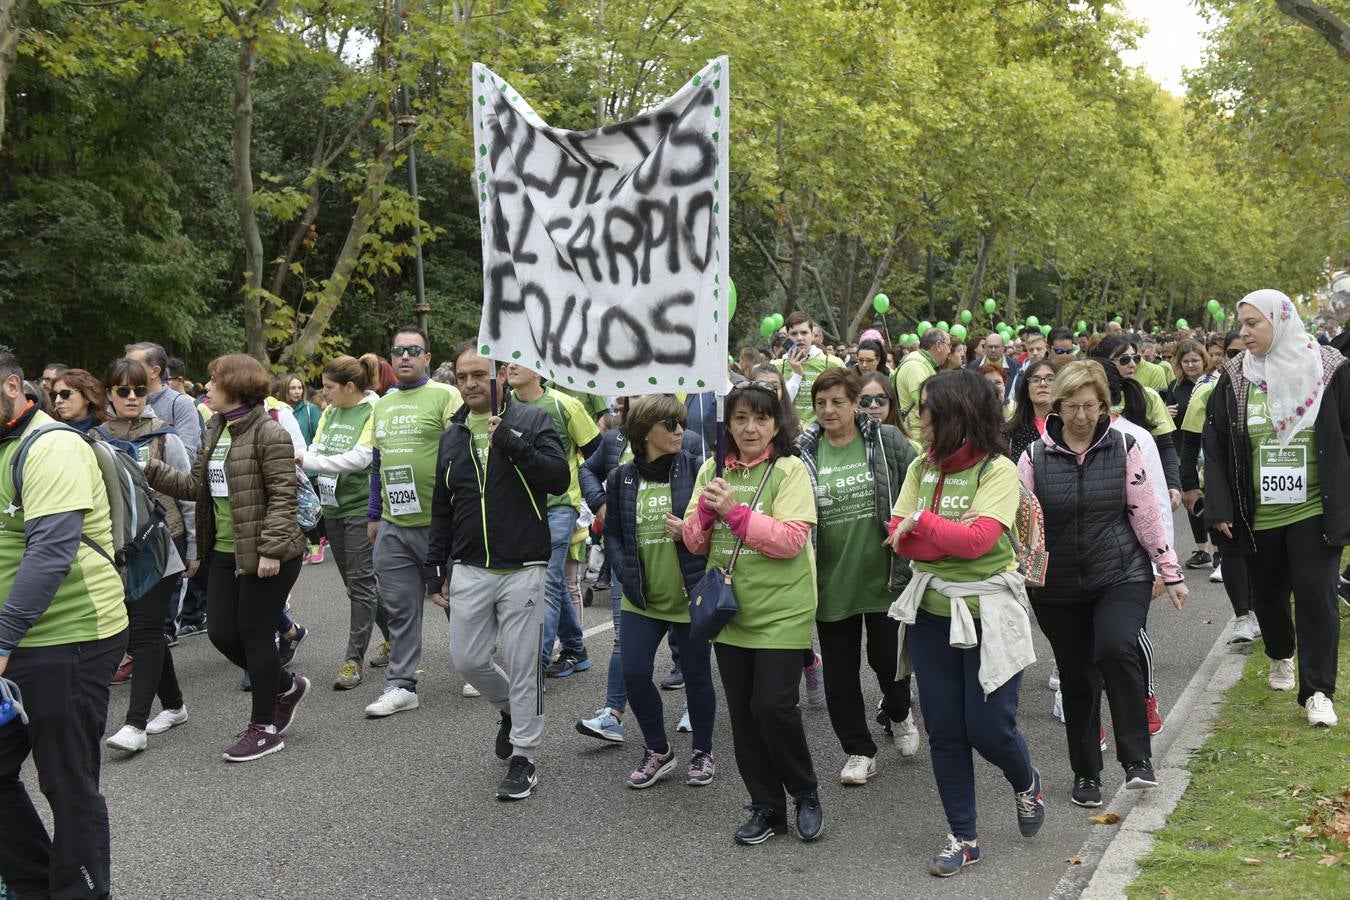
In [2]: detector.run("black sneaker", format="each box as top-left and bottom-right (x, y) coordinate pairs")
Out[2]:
(1071, 775), (1103, 808)
(545, 648), (592, 678)
(1183, 550), (1212, 569)
(1338, 576), (1350, 607)
(497, 755), (537, 801)
(278, 624), (308, 669)
(1013, 767), (1045, 836)
(661, 665), (685, 690)
(734, 805), (787, 845)
(177, 621), (208, 638)
(495, 712), (513, 761)
(794, 791), (823, 842)
(1124, 759), (1158, 790)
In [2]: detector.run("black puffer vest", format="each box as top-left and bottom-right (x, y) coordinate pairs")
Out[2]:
(1030, 417), (1152, 602)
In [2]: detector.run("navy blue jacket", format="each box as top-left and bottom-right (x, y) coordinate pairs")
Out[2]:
(579, 427), (704, 514)
(603, 448), (706, 610)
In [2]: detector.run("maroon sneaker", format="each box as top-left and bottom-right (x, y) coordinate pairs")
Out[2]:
(223, 723), (284, 762)
(273, 675), (310, 736)
(111, 658), (133, 686)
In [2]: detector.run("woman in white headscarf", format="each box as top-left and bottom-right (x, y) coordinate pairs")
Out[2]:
(1202, 289), (1350, 728)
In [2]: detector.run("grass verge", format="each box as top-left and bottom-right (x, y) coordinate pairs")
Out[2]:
(1127, 561), (1350, 898)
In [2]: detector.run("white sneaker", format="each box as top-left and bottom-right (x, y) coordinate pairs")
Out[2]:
(1268, 657), (1296, 691)
(145, 706), (188, 735)
(1047, 661), (1060, 691)
(891, 712), (921, 757)
(364, 686), (420, 717)
(839, 754), (876, 785)
(105, 724), (147, 753)
(1052, 687), (1066, 723)
(1229, 613), (1259, 645)
(676, 707), (692, 733)
(1209, 564), (1223, 584)
(1305, 692), (1338, 727)
(461, 682), (481, 698)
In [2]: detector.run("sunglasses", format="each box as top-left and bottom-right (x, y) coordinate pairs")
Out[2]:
(50, 389), (76, 401)
(111, 385), (148, 399)
(1225, 348), (1244, 359)
(654, 417), (684, 432)
(859, 395), (889, 408)
(732, 380), (780, 394)
(1113, 354), (1140, 366)
(390, 346), (426, 358)
(1051, 346), (1075, 355)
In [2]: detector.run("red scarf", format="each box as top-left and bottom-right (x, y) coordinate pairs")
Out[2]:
(929, 440), (987, 474)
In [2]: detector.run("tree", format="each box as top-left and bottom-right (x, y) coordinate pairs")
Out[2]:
(1276, 0), (1350, 59)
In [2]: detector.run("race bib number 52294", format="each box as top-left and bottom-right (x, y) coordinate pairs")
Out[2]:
(382, 465), (422, 516)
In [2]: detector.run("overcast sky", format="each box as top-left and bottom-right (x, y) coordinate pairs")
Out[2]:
(1118, 0), (1211, 94)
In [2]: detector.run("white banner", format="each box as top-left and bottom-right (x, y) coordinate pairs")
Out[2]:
(472, 57), (730, 395)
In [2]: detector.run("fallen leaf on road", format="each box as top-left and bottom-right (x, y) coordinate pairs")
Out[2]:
(1066, 856), (1083, 865)
(1240, 857), (1264, 866)
(1316, 853), (1342, 867)
(1276, 850), (1293, 859)
(1158, 888), (1175, 899)
(1201, 619), (1213, 624)
(1090, 812), (1121, 825)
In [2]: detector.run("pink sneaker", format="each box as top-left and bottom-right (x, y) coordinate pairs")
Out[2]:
(803, 652), (824, 706)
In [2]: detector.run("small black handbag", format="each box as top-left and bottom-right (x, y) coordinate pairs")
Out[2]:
(688, 460), (775, 643)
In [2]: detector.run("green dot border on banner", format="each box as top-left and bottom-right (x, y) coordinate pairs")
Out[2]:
(480, 344), (491, 355)
(648, 376), (658, 385)
(588, 380), (597, 389)
(617, 380), (626, 389)
(511, 350), (521, 359)
(696, 379), (706, 388)
(678, 376), (686, 386)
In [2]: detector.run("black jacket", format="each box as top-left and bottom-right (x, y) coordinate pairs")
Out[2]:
(1202, 348), (1350, 554)
(604, 449), (706, 610)
(1028, 417), (1154, 602)
(423, 397), (570, 584)
(579, 427), (705, 513)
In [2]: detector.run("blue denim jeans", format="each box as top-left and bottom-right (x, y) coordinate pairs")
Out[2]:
(541, 506), (584, 666)
(605, 582), (626, 711)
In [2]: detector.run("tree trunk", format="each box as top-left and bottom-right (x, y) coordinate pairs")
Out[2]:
(1004, 248), (1018, 322)
(924, 247), (936, 320)
(231, 12), (273, 363)
(1275, 0), (1350, 61)
(1164, 285), (1177, 330)
(845, 222), (905, 340)
(963, 227), (995, 313)
(1133, 274), (1152, 331)
(280, 146), (397, 366)
(0, 0), (30, 153)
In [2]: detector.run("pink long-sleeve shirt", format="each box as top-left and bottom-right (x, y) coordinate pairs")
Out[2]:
(1017, 440), (1182, 583)
(681, 451), (813, 559)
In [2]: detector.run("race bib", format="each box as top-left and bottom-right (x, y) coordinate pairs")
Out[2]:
(317, 475), (339, 508)
(382, 465), (421, 516)
(208, 460), (228, 498)
(1258, 446), (1307, 505)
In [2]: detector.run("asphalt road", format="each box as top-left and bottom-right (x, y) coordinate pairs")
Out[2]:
(48, 536), (1237, 899)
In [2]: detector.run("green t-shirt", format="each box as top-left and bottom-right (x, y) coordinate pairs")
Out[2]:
(467, 411), (492, 468)
(893, 351), (937, 437)
(773, 353), (843, 425)
(515, 387), (600, 509)
(687, 455), (818, 649)
(1246, 385), (1322, 531)
(621, 479), (690, 623)
(310, 399), (375, 519)
(1135, 358), (1170, 392)
(892, 454), (1020, 618)
(0, 411), (128, 648)
(1112, 385), (1175, 437)
(814, 435), (892, 621)
(365, 381), (462, 528)
(208, 428), (235, 552)
(1181, 380), (1217, 434)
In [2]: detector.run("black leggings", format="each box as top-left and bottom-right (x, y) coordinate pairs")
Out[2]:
(1187, 509), (1208, 545)
(816, 612), (911, 757)
(123, 574), (185, 729)
(207, 553), (302, 725)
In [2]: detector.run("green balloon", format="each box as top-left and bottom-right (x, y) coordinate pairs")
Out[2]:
(1077, 320), (1087, 333)
(770, 313), (784, 330)
(949, 323), (968, 341)
(872, 293), (890, 314)
(959, 309), (973, 324)
(1176, 318), (1188, 329)
(1113, 315), (1124, 324)
(1207, 298), (1221, 313)
(1040, 324), (1051, 336)
(936, 320), (949, 333)
(1214, 310), (1226, 323)
(1025, 315), (1040, 328)
(759, 317), (775, 338)
(983, 298), (997, 314)
(918, 320), (933, 334)
(727, 279), (737, 320)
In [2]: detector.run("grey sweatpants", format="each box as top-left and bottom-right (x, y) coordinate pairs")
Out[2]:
(448, 565), (546, 759)
(372, 522), (428, 690)
(327, 516), (389, 664)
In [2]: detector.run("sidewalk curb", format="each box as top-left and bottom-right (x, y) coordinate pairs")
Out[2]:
(1047, 623), (1252, 899)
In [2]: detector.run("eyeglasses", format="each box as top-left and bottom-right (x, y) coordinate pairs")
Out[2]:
(389, 346), (426, 358)
(1225, 348), (1243, 359)
(859, 395), (889, 408)
(654, 417), (684, 433)
(1113, 354), (1140, 366)
(1051, 346), (1074, 355)
(1027, 375), (1055, 386)
(1060, 401), (1102, 417)
(111, 385), (148, 399)
(50, 389), (75, 401)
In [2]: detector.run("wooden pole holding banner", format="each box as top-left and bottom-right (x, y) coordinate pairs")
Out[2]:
(489, 377), (499, 417)
(715, 392), (726, 478)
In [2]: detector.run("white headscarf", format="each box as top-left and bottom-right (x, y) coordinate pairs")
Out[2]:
(1238, 289), (1326, 448)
